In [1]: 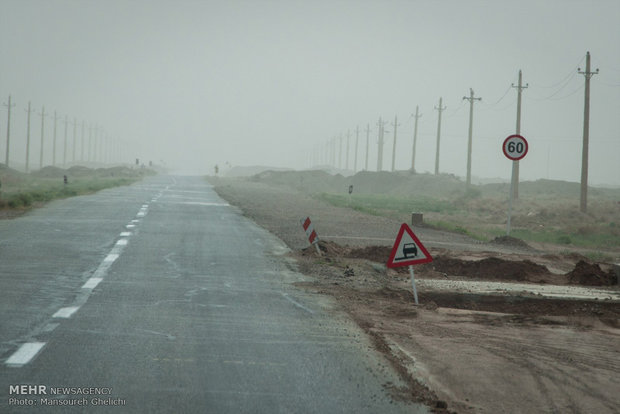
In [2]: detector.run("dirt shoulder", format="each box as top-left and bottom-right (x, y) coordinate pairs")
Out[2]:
(211, 176), (620, 414)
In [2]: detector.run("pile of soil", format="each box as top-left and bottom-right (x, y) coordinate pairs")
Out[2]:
(426, 256), (550, 281)
(489, 235), (534, 250)
(567, 260), (618, 286)
(346, 245), (392, 263)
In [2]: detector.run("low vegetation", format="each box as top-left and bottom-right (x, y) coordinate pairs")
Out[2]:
(253, 170), (620, 252)
(0, 165), (154, 211)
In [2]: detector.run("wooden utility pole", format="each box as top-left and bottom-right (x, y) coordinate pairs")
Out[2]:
(411, 106), (421, 171)
(365, 123), (370, 171)
(4, 95), (15, 167)
(63, 115), (68, 166)
(354, 126), (359, 172)
(463, 89), (481, 187)
(391, 115), (400, 172)
(81, 120), (85, 162)
(39, 106), (46, 169)
(345, 129), (350, 170)
(52, 111), (59, 166)
(25, 102), (33, 172)
(376, 117), (386, 171)
(434, 97), (446, 175)
(88, 124), (93, 162)
(578, 51), (598, 213)
(511, 70), (528, 199)
(338, 133), (343, 169)
(72, 118), (77, 163)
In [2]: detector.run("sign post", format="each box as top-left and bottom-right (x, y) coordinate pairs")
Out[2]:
(502, 135), (529, 235)
(301, 217), (321, 255)
(387, 223), (433, 305)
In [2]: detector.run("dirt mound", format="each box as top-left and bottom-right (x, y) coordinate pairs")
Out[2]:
(567, 261), (618, 286)
(489, 235), (533, 250)
(430, 256), (550, 281)
(300, 240), (348, 257)
(31, 166), (66, 178)
(67, 165), (93, 176)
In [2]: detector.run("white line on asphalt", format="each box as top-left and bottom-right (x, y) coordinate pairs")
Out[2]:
(120, 231), (132, 237)
(132, 219), (140, 223)
(104, 253), (120, 262)
(137, 212), (146, 217)
(115, 239), (128, 246)
(52, 306), (80, 318)
(82, 277), (103, 289)
(126, 224), (136, 229)
(5, 342), (46, 367)
(281, 293), (315, 314)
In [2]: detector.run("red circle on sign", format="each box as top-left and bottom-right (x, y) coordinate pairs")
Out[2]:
(502, 135), (528, 161)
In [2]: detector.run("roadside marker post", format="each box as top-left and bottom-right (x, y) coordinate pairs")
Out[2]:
(387, 223), (433, 305)
(502, 134), (529, 235)
(301, 216), (321, 256)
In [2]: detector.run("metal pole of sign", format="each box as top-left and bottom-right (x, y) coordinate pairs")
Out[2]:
(314, 242), (321, 256)
(506, 170), (515, 235)
(408, 265), (419, 305)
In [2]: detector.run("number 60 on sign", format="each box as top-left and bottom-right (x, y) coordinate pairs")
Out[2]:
(502, 134), (529, 161)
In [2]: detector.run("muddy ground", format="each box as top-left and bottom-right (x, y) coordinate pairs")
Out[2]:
(210, 175), (620, 414)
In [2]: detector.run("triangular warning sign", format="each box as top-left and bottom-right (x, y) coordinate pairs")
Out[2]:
(387, 223), (433, 268)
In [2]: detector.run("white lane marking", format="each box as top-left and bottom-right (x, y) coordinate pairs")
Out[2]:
(116, 239), (128, 246)
(52, 306), (80, 318)
(126, 224), (136, 229)
(120, 232), (132, 237)
(142, 204), (149, 208)
(104, 253), (120, 263)
(281, 293), (315, 314)
(82, 277), (103, 289)
(132, 219), (140, 223)
(5, 342), (46, 367)
(137, 212), (146, 217)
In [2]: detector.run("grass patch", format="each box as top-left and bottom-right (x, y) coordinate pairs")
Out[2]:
(0, 176), (142, 211)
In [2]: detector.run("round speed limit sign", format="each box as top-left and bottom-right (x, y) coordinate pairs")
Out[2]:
(502, 134), (528, 161)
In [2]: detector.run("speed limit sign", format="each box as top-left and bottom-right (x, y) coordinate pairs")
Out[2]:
(502, 134), (528, 161)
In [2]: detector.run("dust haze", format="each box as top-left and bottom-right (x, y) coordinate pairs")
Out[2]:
(0, 0), (618, 184)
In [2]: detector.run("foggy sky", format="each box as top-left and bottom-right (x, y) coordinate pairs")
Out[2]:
(1, 0), (619, 184)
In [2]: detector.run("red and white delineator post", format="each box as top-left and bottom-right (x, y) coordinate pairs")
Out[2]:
(301, 217), (321, 255)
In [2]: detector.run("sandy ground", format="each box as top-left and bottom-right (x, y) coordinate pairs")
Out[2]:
(211, 177), (620, 414)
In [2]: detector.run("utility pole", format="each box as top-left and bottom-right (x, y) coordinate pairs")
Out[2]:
(52, 111), (59, 166)
(345, 129), (350, 170)
(25, 102), (33, 172)
(72, 118), (77, 163)
(391, 115), (400, 172)
(81, 120), (85, 162)
(39, 106), (46, 169)
(63, 115), (68, 166)
(376, 117), (386, 171)
(365, 123), (370, 171)
(88, 124), (92, 162)
(434, 98), (446, 175)
(4, 95), (15, 167)
(411, 106), (421, 172)
(338, 133), (343, 169)
(511, 70), (528, 199)
(578, 51), (599, 213)
(354, 126), (359, 172)
(93, 125), (98, 163)
(463, 88), (481, 187)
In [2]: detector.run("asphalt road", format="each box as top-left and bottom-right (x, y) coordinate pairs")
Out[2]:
(0, 175), (427, 413)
